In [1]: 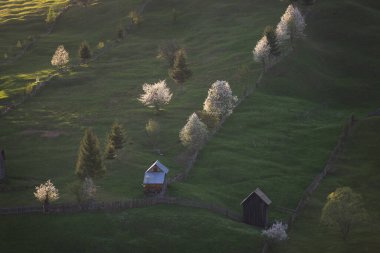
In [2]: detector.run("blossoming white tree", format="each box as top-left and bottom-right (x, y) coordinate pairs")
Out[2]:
(276, 5), (306, 47)
(79, 177), (97, 204)
(253, 36), (271, 70)
(203, 80), (238, 119)
(51, 45), (69, 70)
(34, 180), (59, 213)
(138, 80), (173, 112)
(262, 221), (288, 242)
(179, 113), (208, 150)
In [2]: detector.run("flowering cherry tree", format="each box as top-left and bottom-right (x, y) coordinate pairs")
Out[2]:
(203, 80), (238, 119)
(34, 180), (59, 213)
(276, 5), (306, 47)
(179, 113), (208, 150)
(262, 221), (288, 242)
(51, 45), (69, 69)
(253, 36), (271, 69)
(138, 80), (173, 112)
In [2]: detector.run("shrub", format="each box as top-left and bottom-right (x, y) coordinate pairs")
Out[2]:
(145, 119), (160, 148)
(128, 10), (143, 26)
(157, 40), (180, 67)
(78, 41), (91, 63)
(262, 221), (288, 242)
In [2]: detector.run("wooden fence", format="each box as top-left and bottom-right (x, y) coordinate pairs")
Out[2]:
(0, 197), (242, 222)
(286, 115), (357, 228)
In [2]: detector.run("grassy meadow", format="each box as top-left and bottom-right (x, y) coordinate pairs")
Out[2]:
(0, 0), (379, 252)
(277, 117), (380, 253)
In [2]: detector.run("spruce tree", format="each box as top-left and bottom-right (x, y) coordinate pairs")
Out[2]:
(264, 26), (281, 57)
(45, 7), (56, 24)
(104, 138), (116, 159)
(108, 121), (125, 149)
(75, 128), (105, 180)
(78, 41), (91, 63)
(117, 24), (126, 40)
(169, 48), (192, 92)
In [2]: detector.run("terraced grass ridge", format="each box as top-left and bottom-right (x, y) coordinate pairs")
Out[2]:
(0, 0), (379, 252)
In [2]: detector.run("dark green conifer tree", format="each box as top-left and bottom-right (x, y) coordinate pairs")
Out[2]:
(78, 41), (91, 63)
(169, 49), (192, 92)
(264, 26), (281, 57)
(75, 128), (105, 180)
(108, 121), (125, 149)
(104, 138), (116, 159)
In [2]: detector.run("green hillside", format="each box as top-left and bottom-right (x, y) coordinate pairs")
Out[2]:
(278, 117), (380, 253)
(0, 0), (379, 252)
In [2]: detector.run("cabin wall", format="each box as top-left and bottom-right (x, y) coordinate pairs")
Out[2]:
(143, 184), (163, 193)
(242, 195), (268, 227)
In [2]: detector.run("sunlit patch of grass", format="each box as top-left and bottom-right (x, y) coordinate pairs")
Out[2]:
(0, 0), (69, 24)
(0, 68), (56, 101)
(0, 90), (8, 99)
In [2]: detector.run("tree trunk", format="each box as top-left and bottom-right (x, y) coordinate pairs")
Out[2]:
(43, 198), (50, 213)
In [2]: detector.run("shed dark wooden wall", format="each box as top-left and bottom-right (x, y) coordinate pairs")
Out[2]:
(242, 194), (268, 227)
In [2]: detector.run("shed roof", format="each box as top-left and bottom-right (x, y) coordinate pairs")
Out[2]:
(240, 188), (272, 206)
(143, 171), (166, 184)
(143, 160), (169, 185)
(145, 160), (169, 174)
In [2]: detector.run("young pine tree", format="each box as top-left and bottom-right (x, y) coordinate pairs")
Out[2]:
(75, 129), (105, 180)
(169, 49), (192, 92)
(117, 24), (126, 40)
(108, 121), (125, 149)
(45, 7), (57, 24)
(104, 138), (116, 159)
(128, 10), (143, 27)
(78, 41), (91, 63)
(264, 26), (281, 57)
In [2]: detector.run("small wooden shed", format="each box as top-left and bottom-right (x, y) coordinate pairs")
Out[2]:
(241, 188), (272, 227)
(143, 160), (169, 193)
(0, 150), (5, 180)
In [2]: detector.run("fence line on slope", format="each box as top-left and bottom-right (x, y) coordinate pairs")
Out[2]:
(0, 196), (242, 222)
(286, 114), (357, 228)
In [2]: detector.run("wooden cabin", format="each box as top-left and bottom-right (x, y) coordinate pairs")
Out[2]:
(0, 150), (5, 180)
(241, 188), (272, 227)
(143, 160), (169, 193)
